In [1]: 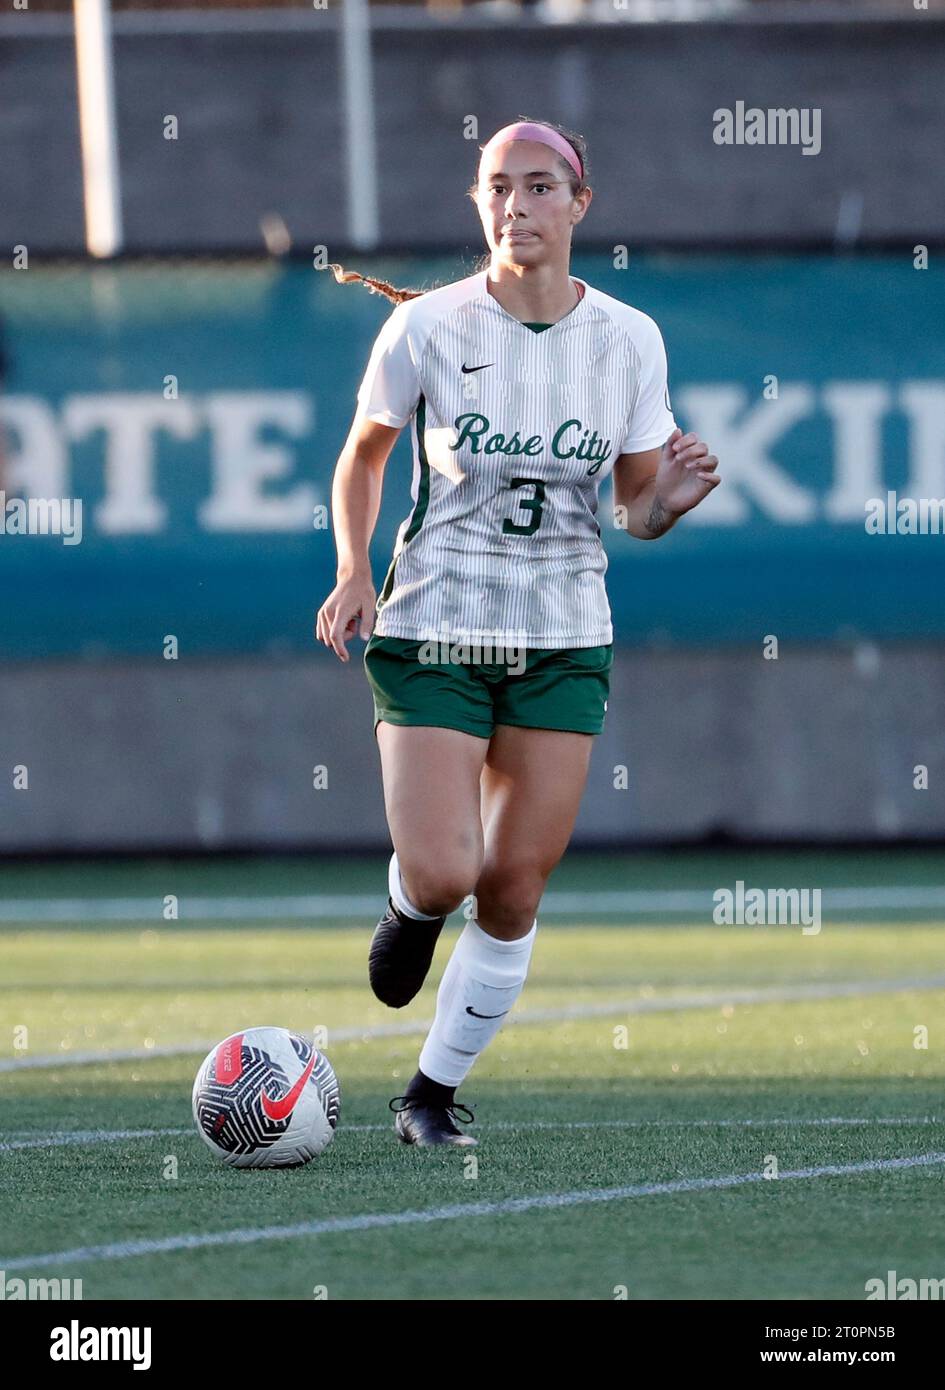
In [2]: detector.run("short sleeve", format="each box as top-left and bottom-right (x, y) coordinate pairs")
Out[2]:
(620, 318), (677, 454)
(355, 305), (421, 429)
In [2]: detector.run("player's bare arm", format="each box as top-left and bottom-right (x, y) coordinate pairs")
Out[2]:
(613, 427), (721, 539)
(315, 416), (401, 662)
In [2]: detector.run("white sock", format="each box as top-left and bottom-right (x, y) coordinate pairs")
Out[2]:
(388, 850), (442, 921)
(418, 917), (537, 1087)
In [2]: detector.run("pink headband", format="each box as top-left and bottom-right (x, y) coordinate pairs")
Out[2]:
(479, 121), (583, 182)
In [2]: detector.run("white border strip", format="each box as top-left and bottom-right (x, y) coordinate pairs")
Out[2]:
(3, 885), (945, 924)
(3, 1116), (942, 1153)
(5, 1151), (943, 1272)
(4, 974), (944, 1073)
(0, 1127), (187, 1152)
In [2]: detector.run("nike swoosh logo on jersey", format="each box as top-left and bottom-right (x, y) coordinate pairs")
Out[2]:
(465, 1005), (509, 1019)
(461, 362), (494, 373)
(259, 1051), (317, 1122)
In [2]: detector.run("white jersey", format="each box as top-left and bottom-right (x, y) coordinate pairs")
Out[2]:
(355, 269), (677, 649)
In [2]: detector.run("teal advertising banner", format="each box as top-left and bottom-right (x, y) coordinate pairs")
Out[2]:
(1, 254), (943, 660)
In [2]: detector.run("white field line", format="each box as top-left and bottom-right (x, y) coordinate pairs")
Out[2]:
(4, 1151), (944, 1272)
(3, 974), (944, 1074)
(2, 1116), (943, 1153)
(3, 885), (945, 924)
(0, 1127), (188, 1152)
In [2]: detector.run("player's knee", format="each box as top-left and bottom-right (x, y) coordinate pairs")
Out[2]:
(474, 862), (546, 929)
(402, 862), (475, 918)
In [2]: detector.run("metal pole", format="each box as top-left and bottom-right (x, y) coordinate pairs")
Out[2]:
(73, 0), (123, 257)
(340, 0), (379, 250)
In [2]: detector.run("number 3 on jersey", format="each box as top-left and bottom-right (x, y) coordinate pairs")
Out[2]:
(502, 477), (546, 536)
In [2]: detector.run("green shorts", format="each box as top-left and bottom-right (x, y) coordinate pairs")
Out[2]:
(363, 635), (613, 740)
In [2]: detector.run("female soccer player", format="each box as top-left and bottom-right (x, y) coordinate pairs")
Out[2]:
(316, 118), (720, 1147)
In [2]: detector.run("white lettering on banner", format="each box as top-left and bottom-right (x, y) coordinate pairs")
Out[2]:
(62, 394), (200, 534)
(674, 384), (817, 524)
(1, 383), (943, 535)
(900, 382), (945, 501)
(0, 398), (69, 498)
(821, 383), (892, 522)
(199, 392), (316, 532)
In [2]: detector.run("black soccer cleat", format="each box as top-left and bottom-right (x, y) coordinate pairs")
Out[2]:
(368, 897), (446, 1008)
(389, 1094), (478, 1147)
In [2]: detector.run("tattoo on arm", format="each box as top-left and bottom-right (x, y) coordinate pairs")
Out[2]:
(644, 493), (671, 537)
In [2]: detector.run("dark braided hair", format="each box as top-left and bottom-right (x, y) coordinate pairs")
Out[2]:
(320, 118), (589, 306)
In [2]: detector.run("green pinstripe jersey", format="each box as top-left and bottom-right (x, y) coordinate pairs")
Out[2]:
(355, 270), (676, 649)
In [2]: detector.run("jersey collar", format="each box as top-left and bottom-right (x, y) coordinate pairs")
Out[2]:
(479, 270), (589, 332)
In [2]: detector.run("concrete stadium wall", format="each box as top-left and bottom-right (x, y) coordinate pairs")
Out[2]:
(1, 643), (943, 852)
(2, 10), (943, 252)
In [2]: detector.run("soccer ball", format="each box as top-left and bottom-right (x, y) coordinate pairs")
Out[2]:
(192, 1027), (340, 1168)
